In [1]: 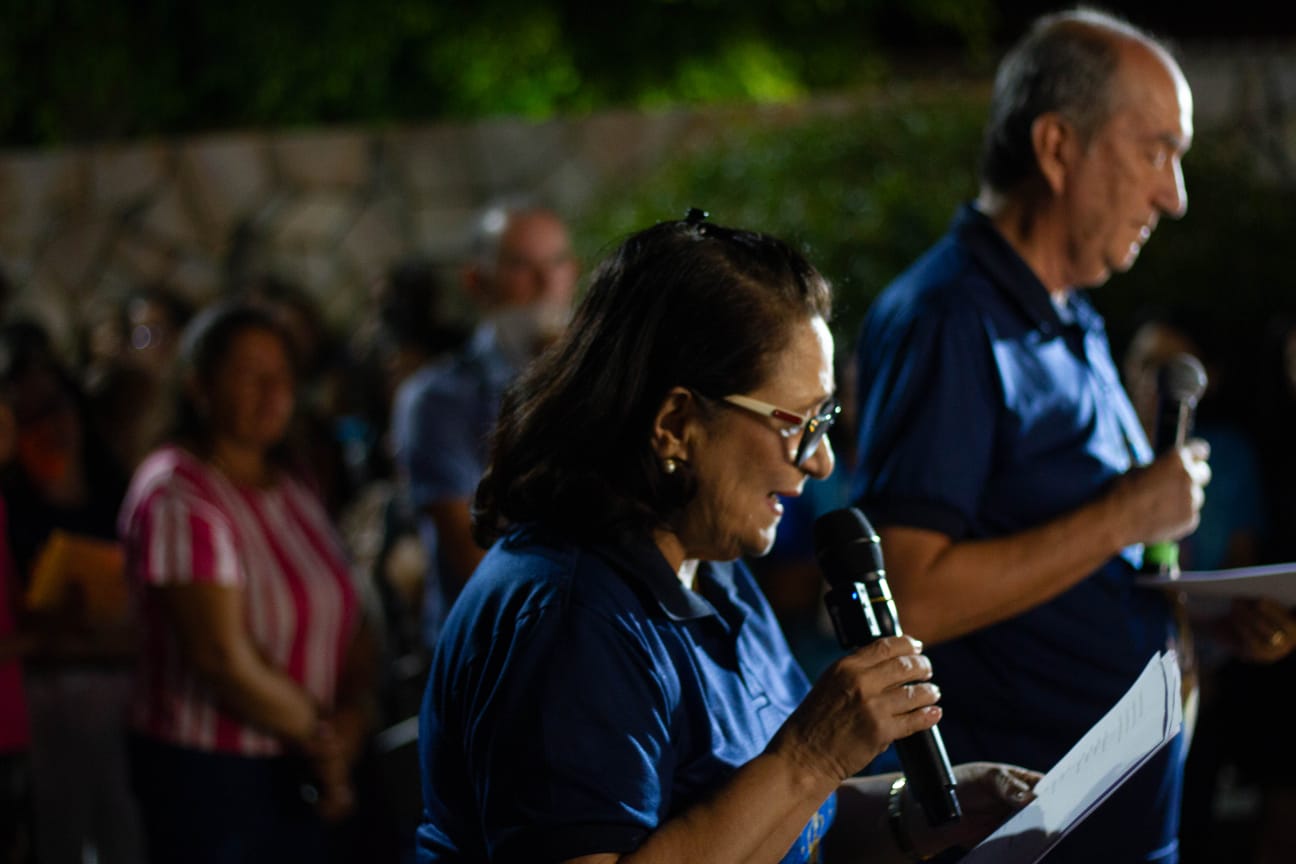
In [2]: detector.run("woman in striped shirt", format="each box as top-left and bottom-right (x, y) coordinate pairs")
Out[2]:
(119, 301), (373, 864)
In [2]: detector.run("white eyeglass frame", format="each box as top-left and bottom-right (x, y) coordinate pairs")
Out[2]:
(720, 394), (840, 466)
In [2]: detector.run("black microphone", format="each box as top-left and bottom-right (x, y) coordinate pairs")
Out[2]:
(813, 507), (961, 826)
(1142, 352), (1208, 576)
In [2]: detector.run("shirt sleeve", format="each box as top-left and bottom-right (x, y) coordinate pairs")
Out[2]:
(129, 484), (241, 588)
(853, 289), (998, 540)
(398, 370), (487, 508)
(469, 603), (672, 863)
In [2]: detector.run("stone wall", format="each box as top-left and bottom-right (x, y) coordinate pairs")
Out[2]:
(2, 40), (1295, 357)
(2, 97), (870, 357)
(0, 97), (870, 356)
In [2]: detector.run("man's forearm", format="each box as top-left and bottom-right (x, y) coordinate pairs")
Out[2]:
(878, 445), (1208, 644)
(880, 494), (1127, 643)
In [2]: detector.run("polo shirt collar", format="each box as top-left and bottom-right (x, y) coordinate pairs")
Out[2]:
(953, 203), (1104, 338)
(464, 321), (520, 389)
(591, 532), (728, 624)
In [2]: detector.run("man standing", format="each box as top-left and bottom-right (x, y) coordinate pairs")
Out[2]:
(851, 10), (1293, 862)
(393, 201), (578, 649)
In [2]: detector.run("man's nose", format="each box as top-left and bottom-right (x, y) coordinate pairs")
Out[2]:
(1158, 157), (1188, 219)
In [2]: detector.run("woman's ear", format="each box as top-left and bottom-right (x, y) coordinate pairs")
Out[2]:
(650, 386), (700, 463)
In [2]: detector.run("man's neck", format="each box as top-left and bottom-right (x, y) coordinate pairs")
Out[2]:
(208, 440), (271, 487)
(975, 189), (1073, 305)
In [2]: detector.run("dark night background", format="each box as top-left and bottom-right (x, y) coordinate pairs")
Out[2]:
(4, 1), (1296, 148)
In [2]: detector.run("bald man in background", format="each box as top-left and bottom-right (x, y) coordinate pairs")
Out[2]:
(393, 202), (579, 650)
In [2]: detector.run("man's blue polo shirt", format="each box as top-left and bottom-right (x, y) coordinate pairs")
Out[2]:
(416, 526), (836, 864)
(852, 205), (1182, 863)
(392, 323), (516, 648)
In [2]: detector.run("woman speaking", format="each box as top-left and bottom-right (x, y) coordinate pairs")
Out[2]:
(416, 214), (1034, 864)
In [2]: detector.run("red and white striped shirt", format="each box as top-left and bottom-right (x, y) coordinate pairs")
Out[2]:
(119, 445), (359, 756)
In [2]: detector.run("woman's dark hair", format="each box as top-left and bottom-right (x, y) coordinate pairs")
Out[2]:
(172, 300), (297, 465)
(0, 318), (128, 506)
(472, 217), (832, 546)
(0, 319), (58, 400)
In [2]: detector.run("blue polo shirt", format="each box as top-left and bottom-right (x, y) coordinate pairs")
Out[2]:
(416, 526), (836, 864)
(853, 205), (1182, 863)
(392, 323), (517, 648)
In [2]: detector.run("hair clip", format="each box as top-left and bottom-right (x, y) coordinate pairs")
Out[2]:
(684, 207), (709, 225)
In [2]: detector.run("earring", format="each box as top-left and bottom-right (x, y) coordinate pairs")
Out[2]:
(663, 457), (678, 475)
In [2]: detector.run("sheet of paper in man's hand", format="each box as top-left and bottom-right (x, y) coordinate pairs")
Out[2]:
(1137, 561), (1296, 606)
(958, 651), (1182, 864)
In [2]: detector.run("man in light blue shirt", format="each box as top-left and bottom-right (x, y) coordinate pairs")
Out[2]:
(393, 201), (579, 648)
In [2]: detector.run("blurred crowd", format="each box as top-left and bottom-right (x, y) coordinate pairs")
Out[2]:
(0, 199), (576, 864)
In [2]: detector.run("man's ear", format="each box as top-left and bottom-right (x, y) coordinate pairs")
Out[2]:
(1032, 112), (1075, 196)
(650, 386), (700, 463)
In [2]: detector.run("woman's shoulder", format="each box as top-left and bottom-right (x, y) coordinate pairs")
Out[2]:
(450, 526), (569, 602)
(132, 443), (203, 481)
(120, 445), (227, 525)
(456, 527), (656, 628)
(470, 528), (597, 603)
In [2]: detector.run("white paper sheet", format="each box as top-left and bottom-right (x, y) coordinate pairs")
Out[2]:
(1136, 562), (1296, 605)
(958, 652), (1182, 864)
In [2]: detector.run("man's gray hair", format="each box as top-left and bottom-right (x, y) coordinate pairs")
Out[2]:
(979, 7), (1174, 196)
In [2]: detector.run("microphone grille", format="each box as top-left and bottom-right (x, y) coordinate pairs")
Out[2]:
(813, 507), (885, 581)
(1159, 352), (1207, 404)
(813, 507), (876, 550)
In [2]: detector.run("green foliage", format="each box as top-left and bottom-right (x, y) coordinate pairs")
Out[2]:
(574, 93), (1296, 361)
(574, 87), (988, 342)
(0, 0), (1000, 146)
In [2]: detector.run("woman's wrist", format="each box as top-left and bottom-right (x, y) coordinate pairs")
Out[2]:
(763, 731), (850, 803)
(298, 710), (328, 751)
(888, 777), (936, 862)
(330, 701), (373, 762)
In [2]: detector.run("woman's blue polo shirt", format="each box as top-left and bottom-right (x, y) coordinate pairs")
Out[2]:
(416, 526), (836, 863)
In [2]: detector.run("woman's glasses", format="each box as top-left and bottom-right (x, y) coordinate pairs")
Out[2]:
(720, 394), (841, 467)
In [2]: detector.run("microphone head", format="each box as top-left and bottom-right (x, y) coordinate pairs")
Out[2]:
(813, 507), (885, 586)
(1158, 352), (1208, 406)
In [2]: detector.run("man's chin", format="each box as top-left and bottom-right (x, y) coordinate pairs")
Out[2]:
(1080, 253), (1141, 287)
(744, 531), (780, 561)
(1117, 244), (1145, 272)
(1076, 266), (1114, 289)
